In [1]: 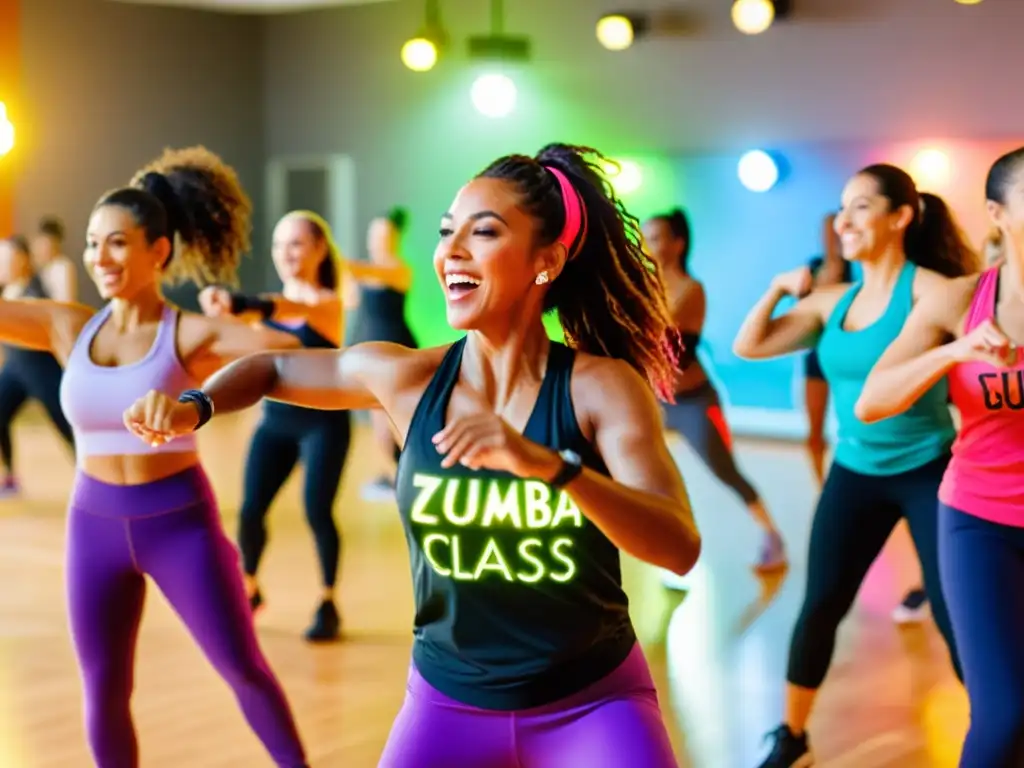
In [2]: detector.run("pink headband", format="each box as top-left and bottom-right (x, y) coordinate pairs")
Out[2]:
(544, 166), (585, 258)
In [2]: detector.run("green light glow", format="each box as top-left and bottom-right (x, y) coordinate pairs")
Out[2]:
(603, 158), (643, 195)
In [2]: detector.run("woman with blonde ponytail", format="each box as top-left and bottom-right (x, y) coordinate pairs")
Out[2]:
(198, 209), (350, 642)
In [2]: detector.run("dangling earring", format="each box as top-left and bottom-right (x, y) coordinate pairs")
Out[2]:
(535, 271), (549, 285)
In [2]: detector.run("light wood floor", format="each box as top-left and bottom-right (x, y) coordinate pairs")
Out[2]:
(0, 407), (966, 767)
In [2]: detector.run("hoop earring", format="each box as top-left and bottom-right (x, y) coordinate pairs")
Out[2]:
(535, 271), (549, 285)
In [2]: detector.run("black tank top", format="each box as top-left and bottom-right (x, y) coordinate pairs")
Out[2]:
(361, 285), (407, 321)
(351, 286), (417, 347)
(395, 337), (636, 710)
(263, 319), (336, 350)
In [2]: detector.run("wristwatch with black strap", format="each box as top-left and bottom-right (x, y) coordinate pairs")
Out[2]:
(547, 449), (583, 489)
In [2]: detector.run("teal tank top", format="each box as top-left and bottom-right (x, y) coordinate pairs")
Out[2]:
(817, 262), (954, 476)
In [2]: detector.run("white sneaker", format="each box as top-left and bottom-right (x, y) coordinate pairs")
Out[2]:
(892, 589), (930, 624)
(360, 477), (396, 502)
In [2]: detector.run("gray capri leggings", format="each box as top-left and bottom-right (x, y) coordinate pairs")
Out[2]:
(663, 381), (760, 505)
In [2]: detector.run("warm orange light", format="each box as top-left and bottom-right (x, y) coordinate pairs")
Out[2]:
(909, 148), (951, 191)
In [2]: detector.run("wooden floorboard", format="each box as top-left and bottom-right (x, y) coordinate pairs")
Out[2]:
(0, 406), (966, 767)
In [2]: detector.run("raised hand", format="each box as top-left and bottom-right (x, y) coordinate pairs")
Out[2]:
(772, 266), (814, 299)
(431, 391), (560, 479)
(198, 286), (232, 317)
(123, 390), (200, 447)
(950, 318), (1019, 367)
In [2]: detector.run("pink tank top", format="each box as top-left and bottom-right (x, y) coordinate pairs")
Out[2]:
(59, 303), (199, 457)
(940, 267), (1024, 526)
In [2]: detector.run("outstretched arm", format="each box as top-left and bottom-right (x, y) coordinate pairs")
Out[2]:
(201, 285), (343, 346)
(235, 292), (341, 327)
(204, 345), (383, 413)
(343, 260), (413, 292)
(124, 342), (413, 442)
(181, 313), (304, 382)
(0, 299), (94, 360)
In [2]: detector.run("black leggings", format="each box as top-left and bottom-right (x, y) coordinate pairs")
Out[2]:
(662, 382), (760, 505)
(237, 404), (351, 588)
(787, 454), (961, 688)
(0, 359), (74, 473)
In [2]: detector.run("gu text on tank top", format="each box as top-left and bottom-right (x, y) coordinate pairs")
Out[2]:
(395, 337), (636, 710)
(941, 267), (1024, 525)
(817, 262), (954, 475)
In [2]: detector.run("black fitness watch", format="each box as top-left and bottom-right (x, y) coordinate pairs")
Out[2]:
(178, 389), (215, 431)
(548, 449), (583, 489)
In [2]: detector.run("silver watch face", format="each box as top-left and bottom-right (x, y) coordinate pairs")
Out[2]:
(559, 449), (582, 466)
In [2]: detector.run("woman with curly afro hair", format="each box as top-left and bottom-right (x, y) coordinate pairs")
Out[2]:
(0, 146), (309, 767)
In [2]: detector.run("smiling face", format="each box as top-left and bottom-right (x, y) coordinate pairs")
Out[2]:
(272, 215), (325, 284)
(834, 173), (913, 263)
(84, 205), (170, 301)
(433, 177), (556, 331)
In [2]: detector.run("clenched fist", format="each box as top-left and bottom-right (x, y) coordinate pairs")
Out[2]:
(771, 266), (815, 299)
(198, 286), (232, 317)
(123, 390), (200, 447)
(948, 318), (1019, 367)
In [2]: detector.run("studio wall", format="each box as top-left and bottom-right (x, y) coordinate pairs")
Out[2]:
(262, 0), (1024, 431)
(15, 0), (265, 307)
(7, 0), (1023, 433)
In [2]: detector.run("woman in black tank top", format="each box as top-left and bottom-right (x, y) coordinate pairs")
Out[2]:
(198, 210), (349, 642)
(0, 235), (74, 495)
(131, 143), (701, 768)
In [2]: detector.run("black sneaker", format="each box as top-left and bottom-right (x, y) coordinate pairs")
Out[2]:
(757, 725), (813, 767)
(304, 599), (341, 643)
(249, 588), (264, 614)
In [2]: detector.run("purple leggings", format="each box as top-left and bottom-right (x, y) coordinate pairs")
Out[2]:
(378, 643), (678, 768)
(65, 467), (307, 768)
